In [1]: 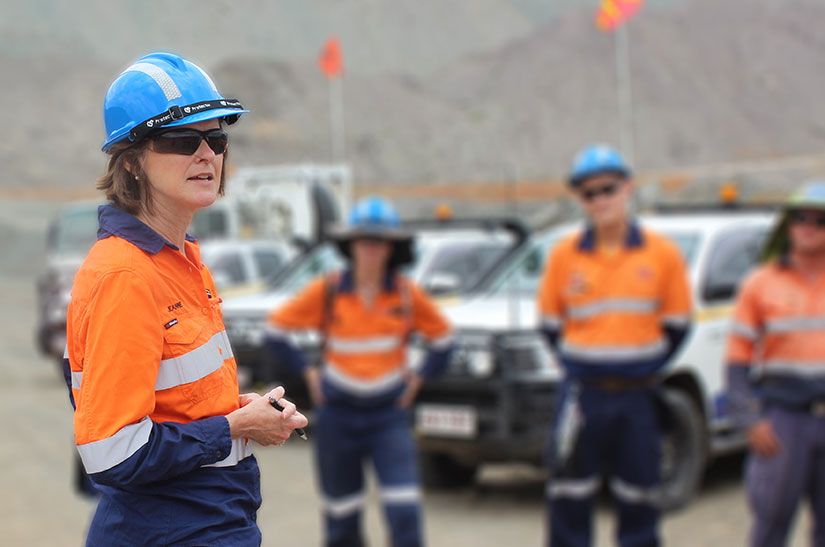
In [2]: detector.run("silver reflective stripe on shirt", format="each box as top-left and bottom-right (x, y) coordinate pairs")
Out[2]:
(765, 316), (825, 334)
(542, 315), (562, 330)
(324, 491), (365, 518)
(567, 298), (659, 320)
(324, 364), (405, 396)
(381, 485), (422, 505)
(76, 417), (153, 474)
(662, 314), (691, 327)
(203, 437), (253, 468)
(429, 333), (455, 351)
(760, 361), (825, 377)
(730, 322), (759, 341)
(328, 335), (402, 355)
(560, 338), (668, 363)
(155, 330), (233, 391)
(71, 371), (83, 389)
(546, 476), (600, 499)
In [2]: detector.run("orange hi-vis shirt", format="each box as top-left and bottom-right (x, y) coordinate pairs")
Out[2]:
(267, 270), (453, 403)
(538, 223), (692, 379)
(65, 206), (257, 511)
(726, 260), (825, 408)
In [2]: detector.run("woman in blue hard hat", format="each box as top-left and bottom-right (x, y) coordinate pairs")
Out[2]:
(265, 197), (455, 547)
(63, 52), (307, 545)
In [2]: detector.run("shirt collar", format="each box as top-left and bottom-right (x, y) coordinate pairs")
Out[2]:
(577, 219), (644, 252)
(337, 269), (397, 293)
(97, 203), (197, 255)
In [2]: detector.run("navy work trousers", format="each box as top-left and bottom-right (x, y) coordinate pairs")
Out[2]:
(546, 381), (662, 547)
(314, 403), (424, 547)
(746, 405), (825, 547)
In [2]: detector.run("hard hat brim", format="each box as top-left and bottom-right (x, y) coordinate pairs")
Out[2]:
(101, 107), (249, 152)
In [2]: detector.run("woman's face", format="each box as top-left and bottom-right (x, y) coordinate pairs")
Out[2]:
(140, 119), (224, 214)
(352, 238), (392, 273)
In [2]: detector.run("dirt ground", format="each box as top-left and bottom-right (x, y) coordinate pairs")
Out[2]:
(0, 199), (811, 546)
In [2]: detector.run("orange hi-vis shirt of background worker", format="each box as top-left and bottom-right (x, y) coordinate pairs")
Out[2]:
(538, 223), (692, 378)
(266, 271), (453, 405)
(726, 260), (825, 421)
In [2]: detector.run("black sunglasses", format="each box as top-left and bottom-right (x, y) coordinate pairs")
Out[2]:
(579, 180), (623, 202)
(790, 210), (825, 228)
(151, 128), (229, 156)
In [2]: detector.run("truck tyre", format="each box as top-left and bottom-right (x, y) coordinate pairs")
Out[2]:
(657, 388), (707, 512)
(420, 452), (478, 489)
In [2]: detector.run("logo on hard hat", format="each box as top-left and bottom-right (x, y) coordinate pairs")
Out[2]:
(146, 120), (154, 128)
(220, 100), (226, 106)
(184, 106), (191, 114)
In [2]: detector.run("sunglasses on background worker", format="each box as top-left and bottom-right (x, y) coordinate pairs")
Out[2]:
(789, 209), (825, 228)
(578, 178), (626, 202)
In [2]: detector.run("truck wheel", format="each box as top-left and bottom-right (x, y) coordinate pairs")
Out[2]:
(657, 388), (707, 512)
(420, 452), (478, 489)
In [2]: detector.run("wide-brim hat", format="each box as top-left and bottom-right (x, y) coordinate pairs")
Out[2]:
(329, 223), (415, 268)
(762, 181), (825, 261)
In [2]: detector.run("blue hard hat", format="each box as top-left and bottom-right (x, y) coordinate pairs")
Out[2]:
(568, 144), (631, 186)
(347, 197), (401, 234)
(101, 51), (249, 152)
(331, 197), (414, 266)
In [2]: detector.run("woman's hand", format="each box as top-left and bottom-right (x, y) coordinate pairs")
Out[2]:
(397, 373), (423, 409)
(747, 420), (781, 457)
(305, 367), (325, 407)
(226, 386), (308, 446)
(239, 393), (261, 407)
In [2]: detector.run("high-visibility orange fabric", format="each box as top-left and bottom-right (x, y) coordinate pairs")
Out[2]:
(68, 235), (239, 446)
(727, 262), (825, 372)
(269, 275), (450, 381)
(538, 226), (691, 360)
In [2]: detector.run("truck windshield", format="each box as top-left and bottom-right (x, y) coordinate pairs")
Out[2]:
(411, 239), (512, 294)
(271, 244), (345, 292)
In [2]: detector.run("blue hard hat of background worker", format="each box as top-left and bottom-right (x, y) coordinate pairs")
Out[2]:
(101, 51), (249, 152)
(568, 144), (632, 187)
(331, 196), (414, 268)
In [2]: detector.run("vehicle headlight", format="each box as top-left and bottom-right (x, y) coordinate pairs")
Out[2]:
(498, 331), (558, 376)
(450, 331), (496, 378)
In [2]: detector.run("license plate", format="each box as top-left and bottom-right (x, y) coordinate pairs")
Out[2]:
(416, 404), (477, 439)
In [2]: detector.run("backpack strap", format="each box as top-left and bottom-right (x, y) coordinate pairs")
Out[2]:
(395, 274), (414, 345)
(317, 271), (341, 367)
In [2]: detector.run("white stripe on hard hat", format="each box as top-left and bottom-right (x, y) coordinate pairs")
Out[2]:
(124, 62), (182, 101)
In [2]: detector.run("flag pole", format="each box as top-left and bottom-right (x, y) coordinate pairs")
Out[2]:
(615, 20), (635, 165)
(328, 76), (345, 162)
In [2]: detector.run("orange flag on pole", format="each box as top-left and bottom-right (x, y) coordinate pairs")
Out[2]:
(319, 37), (343, 78)
(596, 0), (644, 31)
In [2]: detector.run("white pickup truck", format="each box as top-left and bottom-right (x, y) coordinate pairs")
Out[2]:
(413, 209), (775, 510)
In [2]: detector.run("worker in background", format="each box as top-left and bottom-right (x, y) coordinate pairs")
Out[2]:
(726, 181), (825, 547)
(64, 51), (307, 545)
(265, 196), (455, 547)
(537, 144), (692, 547)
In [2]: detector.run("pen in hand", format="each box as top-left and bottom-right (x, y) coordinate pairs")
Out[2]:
(269, 397), (308, 440)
